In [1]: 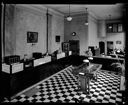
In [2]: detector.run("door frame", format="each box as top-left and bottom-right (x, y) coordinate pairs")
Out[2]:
(107, 41), (114, 55)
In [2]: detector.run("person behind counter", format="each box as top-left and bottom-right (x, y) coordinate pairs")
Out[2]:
(85, 48), (93, 56)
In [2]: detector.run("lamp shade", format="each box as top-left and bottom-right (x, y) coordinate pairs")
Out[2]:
(88, 56), (93, 60)
(84, 22), (89, 25)
(66, 16), (72, 21)
(83, 59), (89, 63)
(66, 5), (72, 21)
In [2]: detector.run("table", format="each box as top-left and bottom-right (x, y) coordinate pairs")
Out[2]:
(72, 63), (102, 93)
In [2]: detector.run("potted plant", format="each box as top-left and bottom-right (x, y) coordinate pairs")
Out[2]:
(111, 57), (125, 76)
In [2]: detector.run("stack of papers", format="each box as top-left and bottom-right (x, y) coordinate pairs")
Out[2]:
(79, 72), (85, 75)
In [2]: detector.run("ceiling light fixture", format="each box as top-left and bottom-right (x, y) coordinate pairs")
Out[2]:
(84, 8), (89, 25)
(66, 4), (72, 21)
(108, 14), (112, 29)
(109, 14), (111, 20)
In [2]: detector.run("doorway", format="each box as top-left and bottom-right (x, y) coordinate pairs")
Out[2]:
(107, 41), (114, 55)
(99, 41), (105, 54)
(69, 40), (80, 55)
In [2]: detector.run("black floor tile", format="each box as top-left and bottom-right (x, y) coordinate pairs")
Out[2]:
(3, 66), (123, 103)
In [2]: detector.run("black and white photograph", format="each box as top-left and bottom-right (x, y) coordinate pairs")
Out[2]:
(1, 2), (127, 104)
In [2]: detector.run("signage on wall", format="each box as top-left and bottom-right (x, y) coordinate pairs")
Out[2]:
(116, 41), (121, 44)
(55, 35), (60, 43)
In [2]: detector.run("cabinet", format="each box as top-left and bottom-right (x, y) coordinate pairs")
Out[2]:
(106, 23), (123, 33)
(62, 42), (70, 56)
(62, 42), (70, 52)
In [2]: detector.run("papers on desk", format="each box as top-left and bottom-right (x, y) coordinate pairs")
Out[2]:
(83, 59), (89, 63)
(79, 72), (85, 75)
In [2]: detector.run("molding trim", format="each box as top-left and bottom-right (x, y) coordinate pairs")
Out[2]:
(15, 4), (46, 15)
(88, 13), (98, 23)
(32, 5), (64, 17)
(15, 4), (64, 17)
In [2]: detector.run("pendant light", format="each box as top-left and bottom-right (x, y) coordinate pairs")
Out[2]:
(108, 14), (112, 29)
(84, 8), (89, 25)
(66, 4), (72, 21)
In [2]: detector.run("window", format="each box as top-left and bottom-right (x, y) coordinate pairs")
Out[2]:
(106, 23), (123, 33)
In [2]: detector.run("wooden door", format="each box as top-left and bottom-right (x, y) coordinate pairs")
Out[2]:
(69, 40), (80, 55)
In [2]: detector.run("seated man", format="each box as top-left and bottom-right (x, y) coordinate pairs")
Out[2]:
(85, 48), (93, 56)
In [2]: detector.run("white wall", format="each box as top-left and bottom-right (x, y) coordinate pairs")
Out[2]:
(3, 4), (64, 59)
(4, 4), (16, 56)
(15, 5), (47, 59)
(64, 15), (88, 55)
(88, 15), (99, 47)
(51, 14), (64, 53)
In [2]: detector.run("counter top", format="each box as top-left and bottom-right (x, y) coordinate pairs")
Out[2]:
(83, 55), (124, 60)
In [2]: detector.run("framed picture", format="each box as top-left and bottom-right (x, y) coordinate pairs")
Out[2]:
(55, 36), (60, 42)
(27, 32), (38, 43)
(116, 41), (121, 44)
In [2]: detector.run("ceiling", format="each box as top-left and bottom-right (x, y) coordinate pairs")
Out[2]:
(43, 4), (124, 20)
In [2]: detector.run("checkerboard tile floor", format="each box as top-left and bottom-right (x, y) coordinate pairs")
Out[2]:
(3, 66), (123, 103)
